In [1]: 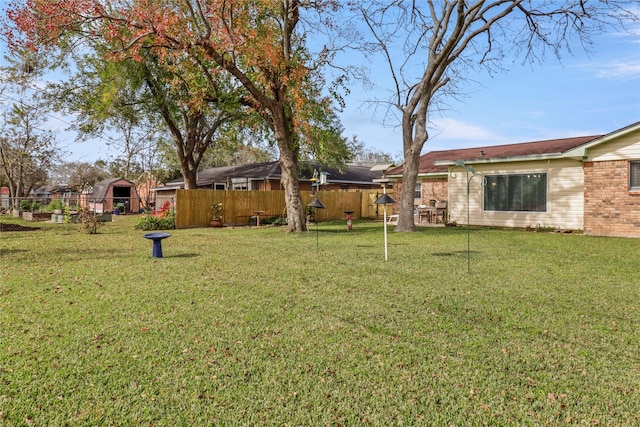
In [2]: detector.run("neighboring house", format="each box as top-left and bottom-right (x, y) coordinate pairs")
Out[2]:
(30, 186), (52, 204)
(81, 178), (142, 214)
(388, 121), (640, 238)
(30, 185), (79, 207)
(152, 161), (382, 207)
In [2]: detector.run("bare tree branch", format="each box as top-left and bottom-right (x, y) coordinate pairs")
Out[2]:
(356, 0), (639, 231)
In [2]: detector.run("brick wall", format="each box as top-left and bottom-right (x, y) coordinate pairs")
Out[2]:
(584, 160), (640, 238)
(393, 177), (448, 212)
(422, 178), (448, 205)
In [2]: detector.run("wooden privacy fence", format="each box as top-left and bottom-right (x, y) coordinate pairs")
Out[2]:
(174, 189), (391, 228)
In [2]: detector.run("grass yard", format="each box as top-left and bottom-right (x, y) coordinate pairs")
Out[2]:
(1, 215), (639, 426)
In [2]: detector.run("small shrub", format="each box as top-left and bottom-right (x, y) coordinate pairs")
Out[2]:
(134, 214), (174, 231)
(63, 205), (74, 224)
(77, 208), (102, 234)
(19, 200), (40, 212)
(43, 199), (65, 213)
(265, 215), (287, 226)
(209, 202), (223, 220)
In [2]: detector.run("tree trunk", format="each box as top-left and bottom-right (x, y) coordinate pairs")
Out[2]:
(272, 111), (306, 232)
(181, 164), (198, 189)
(172, 116), (207, 190)
(278, 147), (306, 232)
(395, 112), (425, 232)
(176, 143), (199, 190)
(395, 150), (420, 232)
(9, 181), (18, 209)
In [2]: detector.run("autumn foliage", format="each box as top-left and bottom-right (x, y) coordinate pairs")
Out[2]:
(6, 0), (339, 231)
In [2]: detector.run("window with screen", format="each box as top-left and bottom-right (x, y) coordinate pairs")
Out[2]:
(484, 173), (547, 212)
(629, 161), (640, 191)
(414, 183), (422, 199)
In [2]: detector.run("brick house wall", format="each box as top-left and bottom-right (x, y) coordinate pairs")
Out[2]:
(421, 177), (448, 205)
(584, 160), (640, 238)
(391, 177), (448, 213)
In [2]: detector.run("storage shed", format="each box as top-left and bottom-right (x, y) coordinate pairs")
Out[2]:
(86, 178), (142, 214)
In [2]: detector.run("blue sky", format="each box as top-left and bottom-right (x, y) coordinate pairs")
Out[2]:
(1, 8), (638, 164)
(339, 23), (640, 161)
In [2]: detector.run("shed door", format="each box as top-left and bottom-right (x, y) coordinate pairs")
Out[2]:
(113, 186), (132, 213)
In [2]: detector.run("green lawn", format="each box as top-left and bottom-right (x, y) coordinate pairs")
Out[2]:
(1, 215), (639, 426)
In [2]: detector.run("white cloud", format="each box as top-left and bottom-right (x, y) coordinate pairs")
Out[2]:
(524, 110), (546, 120)
(594, 60), (640, 80)
(428, 118), (512, 147)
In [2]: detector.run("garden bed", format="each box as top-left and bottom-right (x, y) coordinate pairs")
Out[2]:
(21, 212), (52, 221)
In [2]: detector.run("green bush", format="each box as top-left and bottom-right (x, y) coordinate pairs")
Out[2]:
(44, 199), (64, 212)
(264, 215), (287, 226)
(133, 214), (174, 231)
(19, 200), (40, 212)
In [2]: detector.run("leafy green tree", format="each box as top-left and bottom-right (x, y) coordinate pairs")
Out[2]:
(0, 88), (58, 205)
(5, 0), (352, 232)
(300, 108), (353, 172)
(44, 47), (244, 190)
(50, 161), (110, 193)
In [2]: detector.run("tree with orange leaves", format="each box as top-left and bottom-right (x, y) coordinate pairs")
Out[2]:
(5, 0), (344, 232)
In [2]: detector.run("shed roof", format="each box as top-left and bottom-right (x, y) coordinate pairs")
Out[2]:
(90, 178), (136, 200)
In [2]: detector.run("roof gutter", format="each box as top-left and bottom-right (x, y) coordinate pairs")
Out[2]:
(386, 171), (448, 180)
(434, 153), (565, 167)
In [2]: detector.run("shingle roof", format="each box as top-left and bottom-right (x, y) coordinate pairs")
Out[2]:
(164, 161), (381, 187)
(389, 135), (603, 176)
(89, 178), (122, 200)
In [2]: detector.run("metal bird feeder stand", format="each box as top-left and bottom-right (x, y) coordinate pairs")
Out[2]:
(374, 192), (396, 261)
(307, 198), (326, 250)
(450, 160), (487, 273)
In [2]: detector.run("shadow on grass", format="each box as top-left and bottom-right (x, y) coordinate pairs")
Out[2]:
(0, 249), (29, 256)
(157, 253), (199, 259)
(432, 250), (482, 256)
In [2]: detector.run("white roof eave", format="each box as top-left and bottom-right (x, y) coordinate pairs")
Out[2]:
(563, 122), (640, 159)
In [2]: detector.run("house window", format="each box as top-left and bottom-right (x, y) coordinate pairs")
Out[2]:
(414, 183), (422, 199)
(484, 173), (547, 212)
(629, 161), (640, 191)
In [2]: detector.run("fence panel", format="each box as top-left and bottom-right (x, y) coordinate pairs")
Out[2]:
(175, 189), (223, 228)
(305, 190), (361, 221)
(356, 189), (396, 220)
(174, 190), (386, 228)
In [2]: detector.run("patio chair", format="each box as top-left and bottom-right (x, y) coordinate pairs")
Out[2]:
(415, 205), (429, 223)
(435, 201), (447, 223)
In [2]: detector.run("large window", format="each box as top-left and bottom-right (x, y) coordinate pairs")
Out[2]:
(484, 173), (547, 212)
(630, 161), (640, 191)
